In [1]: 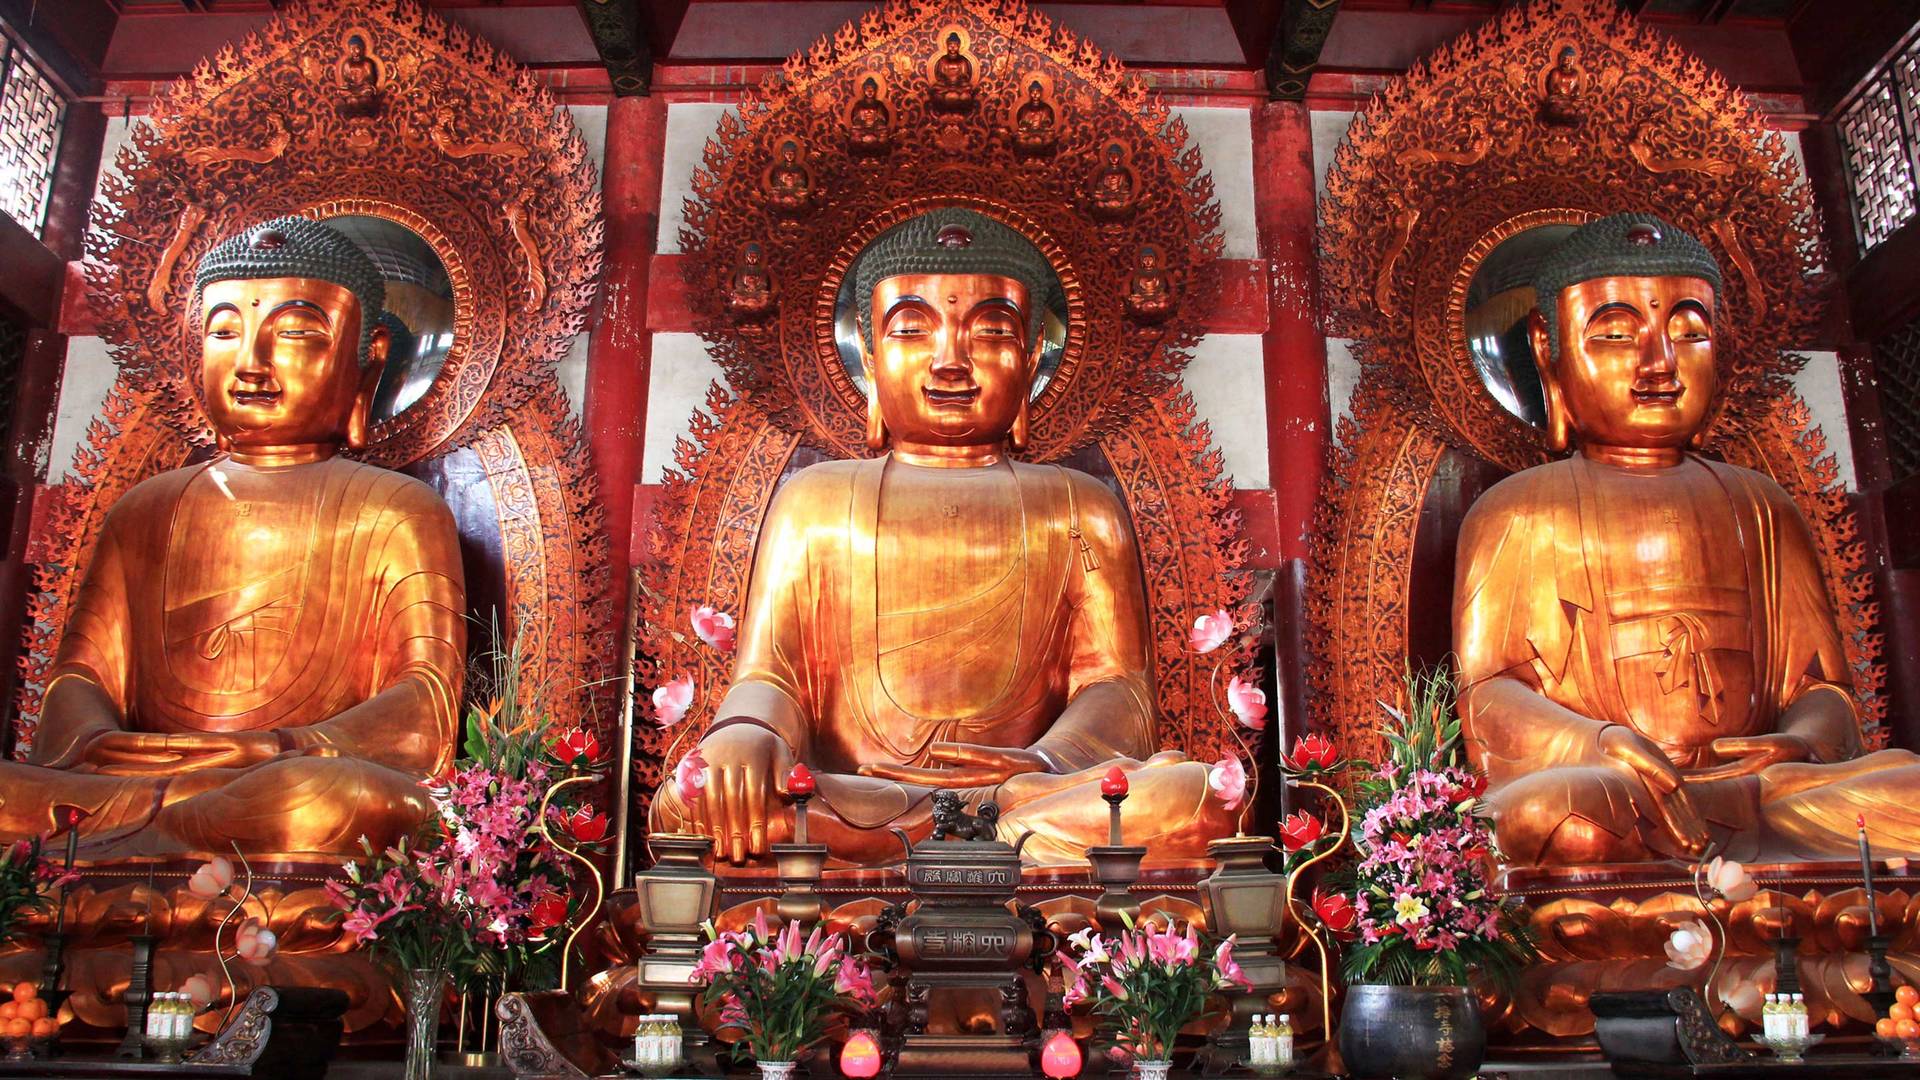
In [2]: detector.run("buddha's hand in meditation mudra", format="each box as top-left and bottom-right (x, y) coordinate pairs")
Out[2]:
(0, 216), (465, 860)
(654, 208), (1231, 867)
(1453, 213), (1920, 866)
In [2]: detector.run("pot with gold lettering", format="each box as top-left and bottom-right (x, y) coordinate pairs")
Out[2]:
(865, 798), (1054, 1075)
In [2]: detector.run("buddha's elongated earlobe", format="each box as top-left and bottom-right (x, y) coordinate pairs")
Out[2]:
(1528, 309), (1571, 452)
(1012, 396), (1029, 451)
(863, 339), (887, 450)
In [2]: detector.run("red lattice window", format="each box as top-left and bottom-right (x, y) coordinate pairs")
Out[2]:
(0, 33), (63, 238)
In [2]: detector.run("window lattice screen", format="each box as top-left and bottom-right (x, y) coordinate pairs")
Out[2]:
(1840, 31), (1920, 252)
(0, 34), (63, 238)
(1878, 316), (1920, 484)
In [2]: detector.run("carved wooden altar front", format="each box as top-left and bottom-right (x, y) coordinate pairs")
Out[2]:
(1311, 0), (1892, 1045)
(4, 0), (609, 1035)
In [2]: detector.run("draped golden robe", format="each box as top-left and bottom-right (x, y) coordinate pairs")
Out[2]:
(1454, 453), (1920, 864)
(0, 455), (465, 859)
(653, 455), (1226, 865)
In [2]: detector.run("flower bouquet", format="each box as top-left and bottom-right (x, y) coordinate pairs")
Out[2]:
(0, 837), (70, 944)
(1061, 919), (1252, 1078)
(1326, 668), (1533, 1080)
(692, 912), (878, 1078)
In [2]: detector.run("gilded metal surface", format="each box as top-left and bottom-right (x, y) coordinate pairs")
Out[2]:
(641, 0), (1254, 859)
(0, 265), (467, 860)
(1309, 0), (1879, 770)
(14, 0), (611, 761)
(650, 262), (1234, 866)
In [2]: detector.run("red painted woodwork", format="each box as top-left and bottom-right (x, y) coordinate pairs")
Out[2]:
(584, 95), (668, 578)
(1250, 100), (1327, 561)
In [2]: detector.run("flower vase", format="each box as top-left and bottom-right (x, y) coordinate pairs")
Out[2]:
(402, 967), (447, 1080)
(756, 1060), (797, 1080)
(1134, 1059), (1173, 1080)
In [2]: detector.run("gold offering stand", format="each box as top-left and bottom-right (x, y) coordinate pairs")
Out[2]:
(866, 809), (1055, 1077)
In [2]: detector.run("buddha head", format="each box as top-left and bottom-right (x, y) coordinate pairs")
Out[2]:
(852, 208), (1060, 456)
(193, 215), (390, 455)
(1527, 213), (1723, 453)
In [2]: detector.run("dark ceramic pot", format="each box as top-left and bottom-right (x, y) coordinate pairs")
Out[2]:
(1338, 984), (1486, 1080)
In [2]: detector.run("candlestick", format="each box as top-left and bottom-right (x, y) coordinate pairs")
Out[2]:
(786, 764), (816, 845)
(1101, 767), (1129, 847)
(1858, 814), (1880, 938)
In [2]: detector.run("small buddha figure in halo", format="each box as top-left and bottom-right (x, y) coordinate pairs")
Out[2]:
(1013, 80), (1058, 158)
(848, 77), (892, 155)
(0, 216), (466, 860)
(1090, 144), (1137, 222)
(766, 140), (814, 218)
(1541, 45), (1586, 127)
(1453, 213), (1920, 866)
(726, 242), (776, 324)
(336, 35), (383, 118)
(651, 208), (1232, 866)
(930, 33), (977, 114)
(1124, 245), (1174, 325)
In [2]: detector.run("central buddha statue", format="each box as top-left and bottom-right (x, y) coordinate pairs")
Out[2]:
(1454, 213), (1920, 866)
(0, 216), (466, 860)
(652, 209), (1230, 866)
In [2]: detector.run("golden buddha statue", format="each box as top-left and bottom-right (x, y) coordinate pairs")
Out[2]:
(651, 209), (1230, 867)
(0, 216), (466, 860)
(1453, 213), (1920, 866)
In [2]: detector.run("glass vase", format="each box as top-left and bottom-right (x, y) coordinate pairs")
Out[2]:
(402, 967), (447, 1080)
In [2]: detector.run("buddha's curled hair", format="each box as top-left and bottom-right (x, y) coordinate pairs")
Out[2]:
(1531, 212), (1723, 365)
(851, 207), (1061, 347)
(193, 215), (387, 365)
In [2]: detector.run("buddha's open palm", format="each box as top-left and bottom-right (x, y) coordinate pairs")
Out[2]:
(692, 724), (793, 864)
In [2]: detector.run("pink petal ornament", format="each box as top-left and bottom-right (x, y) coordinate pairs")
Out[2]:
(1226, 675), (1268, 730)
(1207, 754), (1248, 811)
(186, 855), (236, 900)
(1663, 919), (1711, 971)
(233, 918), (278, 964)
(1189, 609), (1234, 654)
(690, 605), (737, 652)
(652, 674), (696, 726)
(674, 749), (710, 804)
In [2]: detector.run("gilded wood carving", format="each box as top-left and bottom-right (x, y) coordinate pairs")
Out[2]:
(1311, 0), (1881, 760)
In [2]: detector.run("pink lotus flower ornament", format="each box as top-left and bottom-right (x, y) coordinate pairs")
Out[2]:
(186, 855), (236, 900)
(1189, 610), (1234, 654)
(234, 918), (278, 964)
(1663, 919), (1711, 971)
(1207, 754), (1248, 811)
(182, 974), (216, 1009)
(674, 750), (710, 805)
(1226, 675), (1268, 730)
(652, 674), (695, 727)
(690, 605), (737, 652)
(1704, 856), (1756, 902)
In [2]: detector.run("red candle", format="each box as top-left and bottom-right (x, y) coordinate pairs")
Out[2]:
(1101, 767), (1129, 797)
(788, 763), (816, 845)
(786, 763), (817, 797)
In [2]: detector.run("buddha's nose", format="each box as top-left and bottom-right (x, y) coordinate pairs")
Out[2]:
(1639, 328), (1677, 379)
(932, 339), (971, 378)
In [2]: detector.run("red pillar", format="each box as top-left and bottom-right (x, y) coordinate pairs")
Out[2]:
(1251, 100), (1329, 561)
(584, 95), (668, 580)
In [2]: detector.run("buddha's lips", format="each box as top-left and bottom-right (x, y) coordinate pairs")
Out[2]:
(229, 388), (283, 407)
(1631, 385), (1683, 406)
(923, 386), (980, 407)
